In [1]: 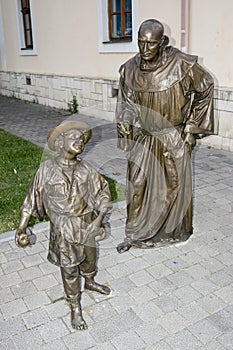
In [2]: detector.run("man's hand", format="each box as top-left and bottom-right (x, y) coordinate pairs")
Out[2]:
(117, 123), (131, 136)
(15, 228), (30, 248)
(184, 132), (196, 152)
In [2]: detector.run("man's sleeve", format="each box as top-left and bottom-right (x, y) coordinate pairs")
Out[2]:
(184, 62), (214, 137)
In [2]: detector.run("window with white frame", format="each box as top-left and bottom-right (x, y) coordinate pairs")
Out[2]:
(97, 0), (138, 53)
(15, 0), (36, 55)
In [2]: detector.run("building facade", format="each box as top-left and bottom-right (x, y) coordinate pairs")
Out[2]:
(0, 0), (233, 150)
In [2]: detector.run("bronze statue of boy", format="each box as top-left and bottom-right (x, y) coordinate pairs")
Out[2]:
(15, 120), (112, 330)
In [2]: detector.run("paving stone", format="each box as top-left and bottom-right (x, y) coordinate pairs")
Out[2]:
(38, 319), (69, 342)
(25, 242), (45, 255)
(108, 263), (131, 279)
(23, 291), (51, 310)
(125, 256), (151, 274)
(191, 277), (219, 295)
(33, 274), (59, 291)
(166, 271), (194, 287)
(199, 294), (227, 314)
(200, 257), (225, 274)
(165, 329), (203, 350)
(0, 271), (22, 288)
(132, 300), (164, 322)
(21, 253), (45, 268)
(184, 263), (209, 279)
(215, 251), (233, 266)
(172, 285), (202, 305)
(39, 261), (59, 274)
(90, 317), (124, 343)
(163, 256), (190, 272)
(0, 252), (7, 264)
(18, 265), (43, 281)
(180, 251), (204, 265)
(135, 322), (168, 345)
(46, 284), (64, 302)
(94, 268), (114, 285)
(0, 338), (16, 350)
(109, 293), (136, 313)
(188, 318), (222, 344)
(217, 331), (233, 350)
(1, 259), (24, 274)
(147, 263), (173, 279)
(207, 309), (233, 333)
(114, 308), (143, 334)
(145, 340), (173, 350)
(87, 300), (118, 322)
(109, 276), (136, 294)
(11, 281), (37, 299)
(0, 298), (28, 319)
(0, 241), (12, 253)
(23, 308), (50, 329)
(129, 285), (157, 304)
(40, 339), (68, 350)
(154, 294), (183, 313)
(177, 301), (210, 323)
(90, 341), (116, 350)
(0, 315), (26, 340)
(63, 329), (96, 350)
(111, 329), (146, 349)
(45, 299), (68, 320)
(129, 269), (154, 286)
(143, 250), (168, 264)
(0, 287), (15, 305)
(203, 339), (226, 350)
(157, 311), (188, 334)
(149, 277), (177, 296)
(12, 328), (45, 349)
(214, 285), (233, 305)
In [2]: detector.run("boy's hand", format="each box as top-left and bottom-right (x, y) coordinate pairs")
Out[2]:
(15, 228), (30, 248)
(87, 216), (106, 241)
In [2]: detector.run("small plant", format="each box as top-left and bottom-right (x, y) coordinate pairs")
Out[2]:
(68, 95), (79, 114)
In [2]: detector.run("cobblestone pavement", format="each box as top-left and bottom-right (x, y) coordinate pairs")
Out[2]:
(0, 94), (233, 349)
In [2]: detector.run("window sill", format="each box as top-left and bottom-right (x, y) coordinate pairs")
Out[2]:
(103, 38), (132, 44)
(20, 48), (37, 56)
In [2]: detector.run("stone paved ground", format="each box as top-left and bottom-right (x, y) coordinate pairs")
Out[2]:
(0, 95), (233, 349)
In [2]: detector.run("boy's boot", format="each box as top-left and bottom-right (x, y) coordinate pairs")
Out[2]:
(60, 266), (87, 330)
(82, 271), (111, 295)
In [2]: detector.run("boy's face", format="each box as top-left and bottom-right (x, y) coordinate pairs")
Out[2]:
(62, 129), (85, 155)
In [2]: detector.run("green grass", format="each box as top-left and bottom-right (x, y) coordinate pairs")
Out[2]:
(0, 129), (125, 234)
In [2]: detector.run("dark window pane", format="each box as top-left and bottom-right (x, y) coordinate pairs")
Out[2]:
(112, 14), (122, 37)
(26, 30), (32, 46)
(25, 14), (30, 30)
(125, 0), (131, 11)
(125, 12), (132, 36)
(112, 0), (121, 12)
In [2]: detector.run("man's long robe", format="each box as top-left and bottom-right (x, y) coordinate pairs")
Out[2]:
(116, 47), (214, 246)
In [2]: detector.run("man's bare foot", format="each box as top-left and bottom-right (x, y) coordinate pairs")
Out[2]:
(70, 304), (88, 330)
(116, 241), (132, 254)
(85, 279), (111, 295)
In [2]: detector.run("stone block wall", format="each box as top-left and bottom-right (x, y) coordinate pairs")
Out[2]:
(0, 71), (233, 151)
(200, 87), (233, 151)
(0, 71), (118, 121)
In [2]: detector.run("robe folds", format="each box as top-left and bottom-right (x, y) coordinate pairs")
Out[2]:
(116, 46), (214, 246)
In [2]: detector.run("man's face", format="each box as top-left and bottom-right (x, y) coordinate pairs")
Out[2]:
(62, 129), (85, 155)
(138, 27), (163, 63)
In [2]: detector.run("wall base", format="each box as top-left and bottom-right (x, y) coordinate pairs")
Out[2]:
(0, 71), (233, 151)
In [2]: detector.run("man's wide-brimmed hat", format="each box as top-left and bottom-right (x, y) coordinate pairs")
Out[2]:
(47, 120), (92, 151)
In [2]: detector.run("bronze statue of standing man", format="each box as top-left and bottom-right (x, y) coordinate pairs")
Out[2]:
(116, 19), (214, 253)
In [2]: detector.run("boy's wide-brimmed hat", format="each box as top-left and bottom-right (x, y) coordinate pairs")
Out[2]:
(47, 120), (92, 151)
